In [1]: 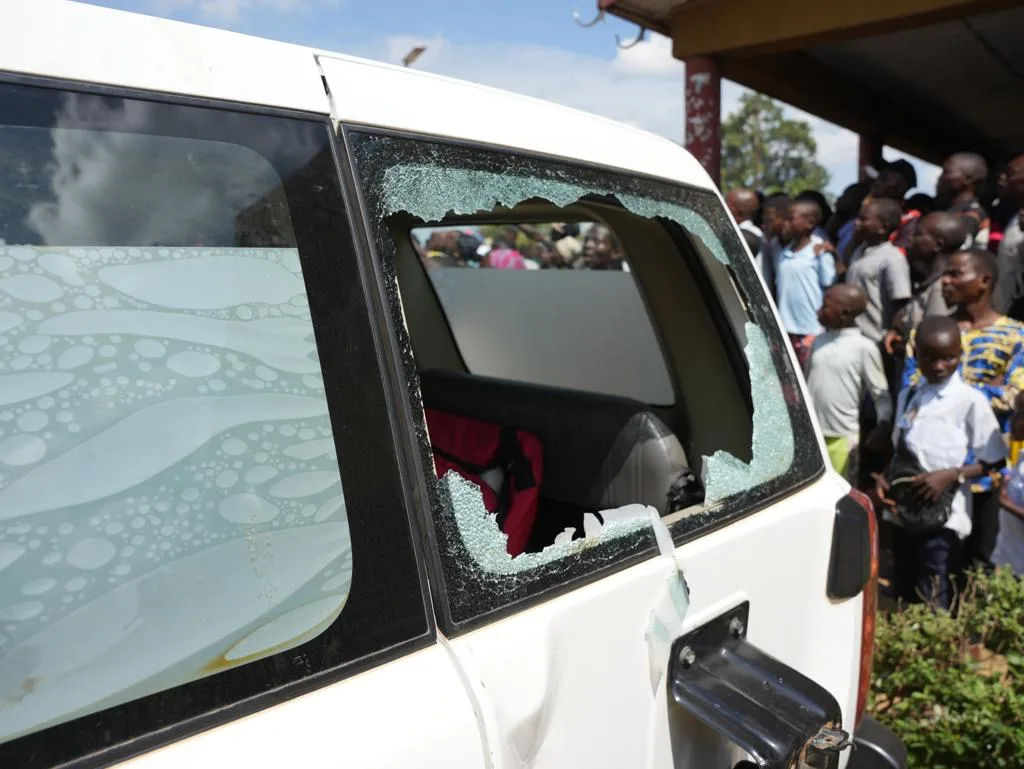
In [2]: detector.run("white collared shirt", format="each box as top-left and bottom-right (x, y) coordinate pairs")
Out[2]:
(887, 372), (1006, 538)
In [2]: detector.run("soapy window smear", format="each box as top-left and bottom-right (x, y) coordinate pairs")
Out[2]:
(0, 245), (352, 743)
(0, 106), (353, 742)
(348, 131), (821, 622)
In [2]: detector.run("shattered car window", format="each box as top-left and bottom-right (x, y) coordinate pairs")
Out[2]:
(347, 130), (822, 628)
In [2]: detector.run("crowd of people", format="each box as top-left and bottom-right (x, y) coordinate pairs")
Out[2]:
(412, 151), (1024, 608)
(728, 151), (1024, 608)
(413, 221), (629, 271)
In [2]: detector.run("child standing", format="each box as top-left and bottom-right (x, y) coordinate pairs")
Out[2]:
(876, 316), (1007, 609)
(845, 198), (912, 346)
(805, 284), (891, 480)
(775, 199), (835, 369)
(993, 392), (1024, 573)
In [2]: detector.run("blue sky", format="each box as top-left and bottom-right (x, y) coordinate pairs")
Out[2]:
(83, 0), (939, 195)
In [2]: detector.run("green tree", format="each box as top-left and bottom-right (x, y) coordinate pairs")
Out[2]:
(721, 92), (831, 197)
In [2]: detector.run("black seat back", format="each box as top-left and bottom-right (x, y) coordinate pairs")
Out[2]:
(418, 369), (690, 515)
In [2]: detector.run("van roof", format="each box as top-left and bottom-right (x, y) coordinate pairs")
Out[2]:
(4, 0), (714, 190)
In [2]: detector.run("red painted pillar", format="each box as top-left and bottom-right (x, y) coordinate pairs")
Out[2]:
(684, 56), (721, 185)
(858, 132), (883, 181)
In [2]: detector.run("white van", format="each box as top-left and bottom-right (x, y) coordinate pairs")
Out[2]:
(0, 2), (905, 768)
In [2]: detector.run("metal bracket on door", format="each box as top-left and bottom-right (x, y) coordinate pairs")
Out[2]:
(669, 603), (852, 769)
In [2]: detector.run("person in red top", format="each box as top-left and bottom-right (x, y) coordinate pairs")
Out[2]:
(484, 229), (527, 270)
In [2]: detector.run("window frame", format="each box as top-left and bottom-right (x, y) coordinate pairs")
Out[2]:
(340, 125), (825, 636)
(0, 75), (435, 769)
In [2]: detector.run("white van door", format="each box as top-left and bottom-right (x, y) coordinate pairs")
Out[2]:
(335, 104), (876, 769)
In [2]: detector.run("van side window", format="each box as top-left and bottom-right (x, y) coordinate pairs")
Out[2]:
(411, 222), (674, 405)
(347, 130), (823, 631)
(0, 82), (427, 765)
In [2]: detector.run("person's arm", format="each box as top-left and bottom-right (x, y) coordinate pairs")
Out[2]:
(911, 462), (991, 503)
(901, 332), (919, 392)
(817, 248), (836, 289)
(872, 392), (901, 510)
(863, 342), (893, 425)
(884, 256), (913, 318)
(1000, 487), (1024, 520)
(914, 395), (1011, 501)
(977, 340), (1024, 416)
(924, 283), (950, 316)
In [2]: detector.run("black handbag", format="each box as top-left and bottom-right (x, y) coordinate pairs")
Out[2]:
(886, 387), (956, 535)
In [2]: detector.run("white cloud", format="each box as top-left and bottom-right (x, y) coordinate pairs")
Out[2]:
(371, 33), (686, 148)
(612, 33), (680, 76)
(360, 32), (938, 196)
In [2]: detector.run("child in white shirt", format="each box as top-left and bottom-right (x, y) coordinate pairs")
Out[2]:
(876, 316), (1007, 608)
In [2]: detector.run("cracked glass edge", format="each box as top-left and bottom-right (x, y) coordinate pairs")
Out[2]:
(378, 161), (795, 573)
(442, 471), (653, 575)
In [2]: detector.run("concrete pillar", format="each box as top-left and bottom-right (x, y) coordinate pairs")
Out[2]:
(858, 132), (884, 181)
(684, 56), (721, 185)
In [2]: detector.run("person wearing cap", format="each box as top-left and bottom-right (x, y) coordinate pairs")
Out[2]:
(868, 159), (920, 254)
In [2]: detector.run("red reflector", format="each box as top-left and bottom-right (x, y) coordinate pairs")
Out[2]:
(846, 489), (877, 727)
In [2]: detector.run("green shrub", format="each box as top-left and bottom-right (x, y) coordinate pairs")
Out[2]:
(869, 568), (1024, 767)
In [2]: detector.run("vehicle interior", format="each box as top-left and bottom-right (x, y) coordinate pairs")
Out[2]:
(385, 200), (757, 552)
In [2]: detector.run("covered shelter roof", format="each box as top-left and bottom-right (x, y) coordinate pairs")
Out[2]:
(602, 0), (1024, 166)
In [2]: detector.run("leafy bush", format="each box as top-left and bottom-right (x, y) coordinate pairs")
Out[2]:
(869, 568), (1024, 767)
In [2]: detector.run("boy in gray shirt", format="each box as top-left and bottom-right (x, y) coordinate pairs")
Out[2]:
(845, 198), (912, 344)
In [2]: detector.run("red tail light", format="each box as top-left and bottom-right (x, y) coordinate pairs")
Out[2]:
(846, 488), (878, 727)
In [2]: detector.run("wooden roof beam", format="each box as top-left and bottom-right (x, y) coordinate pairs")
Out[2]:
(720, 52), (985, 165)
(669, 0), (1017, 59)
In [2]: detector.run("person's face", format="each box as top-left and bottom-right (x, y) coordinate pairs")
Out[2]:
(936, 160), (967, 198)
(583, 230), (616, 267)
(817, 291), (846, 329)
(941, 252), (988, 307)
(536, 242), (562, 268)
(1005, 157), (1024, 205)
(835, 185), (865, 217)
(763, 207), (785, 238)
(726, 194), (743, 222)
(785, 205), (814, 240)
(854, 202), (886, 241)
(870, 171), (907, 201)
(909, 216), (940, 261)
(917, 333), (962, 384)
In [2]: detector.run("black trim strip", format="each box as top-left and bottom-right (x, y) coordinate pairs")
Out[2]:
(333, 124), (459, 635)
(0, 69), (331, 121)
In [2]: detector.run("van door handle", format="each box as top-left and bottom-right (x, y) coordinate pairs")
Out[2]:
(670, 603), (852, 769)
